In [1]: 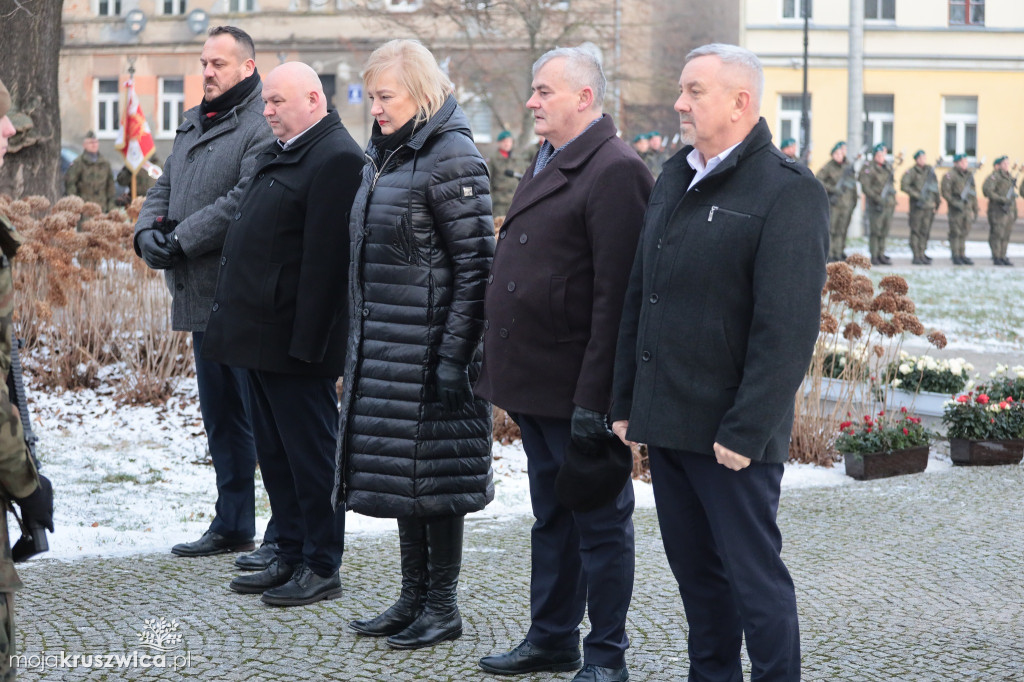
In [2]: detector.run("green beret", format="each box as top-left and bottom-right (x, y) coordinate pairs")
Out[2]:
(0, 78), (9, 119)
(633, 134), (645, 143)
(953, 153), (967, 162)
(780, 138), (796, 149)
(649, 130), (661, 137)
(995, 155), (1008, 165)
(913, 149), (925, 159)
(830, 141), (846, 154)
(496, 130), (512, 142)
(872, 142), (887, 154)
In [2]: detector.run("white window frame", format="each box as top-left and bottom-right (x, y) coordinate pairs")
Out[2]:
(94, 78), (121, 139)
(782, 0), (811, 20)
(158, 0), (187, 15)
(865, 0), (895, 21)
(863, 94), (894, 154)
(461, 96), (493, 144)
(941, 96), (978, 161)
(777, 94), (810, 156)
(158, 77), (185, 139)
(95, 0), (122, 16)
(386, 0), (423, 11)
(228, 0), (255, 10)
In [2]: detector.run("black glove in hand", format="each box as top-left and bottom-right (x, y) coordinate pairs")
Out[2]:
(570, 405), (612, 452)
(14, 475), (54, 533)
(165, 231), (185, 266)
(435, 359), (473, 413)
(137, 229), (176, 270)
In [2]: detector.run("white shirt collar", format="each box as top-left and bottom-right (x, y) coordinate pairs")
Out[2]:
(686, 141), (742, 191)
(277, 120), (320, 150)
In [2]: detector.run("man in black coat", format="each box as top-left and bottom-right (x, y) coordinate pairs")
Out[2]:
(202, 62), (364, 606)
(611, 44), (828, 681)
(476, 47), (653, 682)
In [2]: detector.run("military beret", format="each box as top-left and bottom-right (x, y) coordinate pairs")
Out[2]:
(649, 130), (661, 137)
(872, 142), (887, 154)
(84, 130), (98, 140)
(0, 78), (10, 120)
(995, 155), (1008, 165)
(913, 149), (926, 159)
(780, 138), (796, 148)
(496, 130), (512, 142)
(953, 153), (967, 162)
(633, 134), (644, 143)
(831, 141), (846, 154)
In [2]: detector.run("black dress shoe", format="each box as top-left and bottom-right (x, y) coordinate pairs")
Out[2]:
(1003, 258), (1014, 266)
(479, 639), (582, 675)
(952, 256), (964, 265)
(229, 558), (296, 594)
(923, 254), (933, 263)
(171, 531), (255, 557)
(911, 257), (926, 265)
(870, 256), (881, 266)
(235, 542), (278, 571)
(878, 254), (892, 264)
(261, 564), (342, 606)
(572, 664), (630, 682)
(961, 256), (974, 265)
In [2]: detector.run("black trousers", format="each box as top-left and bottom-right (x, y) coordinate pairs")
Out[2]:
(193, 331), (258, 541)
(246, 369), (344, 576)
(517, 413), (635, 669)
(647, 446), (800, 682)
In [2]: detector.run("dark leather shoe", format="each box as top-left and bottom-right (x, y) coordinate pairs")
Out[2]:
(911, 257), (926, 265)
(235, 542), (278, 571)
(952, 256), (965, 265)
(171, 531), (254, 557)
(878, 254), (892, 264)
(229, 558), (296, 594)
(870, 256), (881, 266)
(572, 664), (630, 682)
(923, 254), (933, 263)
(479, 639), (582, 675)
(1003, 258), (1014, 266)
(261, 564), (342, 606)
(962, 256), (974, 265)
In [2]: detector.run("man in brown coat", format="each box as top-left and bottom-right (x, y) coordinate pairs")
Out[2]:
(476, 46), (653, 682)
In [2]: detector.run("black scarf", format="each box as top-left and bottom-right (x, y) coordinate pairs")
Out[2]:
(198, 68), (260, 132)
(369, 115), (420, 163)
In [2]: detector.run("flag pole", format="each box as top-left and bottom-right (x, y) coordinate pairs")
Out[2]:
(127, 57), (138, 202)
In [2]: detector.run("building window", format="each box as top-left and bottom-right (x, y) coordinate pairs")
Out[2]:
(863, 94), (894, 154)
(95, 78), (121, 138)
(462, 98), (493, 143)
(386, 0), (422, 11)
(865, 0), (895, 20)
(942, 96), (978, 159)
(778, 94), (810, 155)
(96, 0), (122, 16)
(949, 0), (984, 26)
(229, 0), (255, 10)
(159, 0), (187, 14)
(158, 78), (185, 138)
(782, 0), (811, 19)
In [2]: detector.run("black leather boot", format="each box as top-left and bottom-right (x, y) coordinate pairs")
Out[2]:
(386, 515), (464, 649)
(349, 517), (427, 636)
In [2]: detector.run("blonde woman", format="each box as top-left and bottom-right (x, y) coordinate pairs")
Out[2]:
(334, 39), (495, 650)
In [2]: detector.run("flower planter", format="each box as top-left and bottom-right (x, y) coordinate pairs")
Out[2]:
(843, 445), (929, 481)
(884, 388), (949, 418)
(948, 439), (1024, 466)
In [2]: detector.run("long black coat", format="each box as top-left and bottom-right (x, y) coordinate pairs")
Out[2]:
(334, 96), (496, 518)
(610, 118), (829, 464)
(475, 115), (654, 418)
(202, 112), (364, 376)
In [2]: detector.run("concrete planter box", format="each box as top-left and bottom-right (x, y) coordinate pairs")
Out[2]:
(949, 439), (1024, 466)
(843, 445), (930, 481)
(883, 388), (950, 417)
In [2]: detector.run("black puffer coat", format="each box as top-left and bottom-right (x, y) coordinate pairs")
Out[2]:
(334, 95), (496, 518)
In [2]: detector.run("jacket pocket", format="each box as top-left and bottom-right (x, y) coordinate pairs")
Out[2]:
(395, 212), (416, 264)
(261, 262), (283, 312)
(548, 275), (572, 342)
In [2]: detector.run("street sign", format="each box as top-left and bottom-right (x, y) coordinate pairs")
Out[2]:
(347, 84), (363, 105)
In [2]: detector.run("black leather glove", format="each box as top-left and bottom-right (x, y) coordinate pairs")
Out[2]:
(570, 405), (612, 452)
(165, 231), (185, 266)
(14, 475), (54, 533)
(137, 229), (176, 270)
(435, 358), (473, 413)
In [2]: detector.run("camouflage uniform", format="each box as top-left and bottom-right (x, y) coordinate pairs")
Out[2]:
(65, 152), (116, 211)
(115, 157), (160, 203)
(858, 160), (897, 261)
(487, 147), (522, 219)
(0, 212), (40, 681)
(816, 157), (859, 260)
(940, 167), (978, 261)
(643, 149), (666, 178)
(901, 164), (941, 261)
(982, 169), (1017, 262)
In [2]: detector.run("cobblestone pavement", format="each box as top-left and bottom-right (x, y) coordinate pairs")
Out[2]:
(12, 462), (1024, 681)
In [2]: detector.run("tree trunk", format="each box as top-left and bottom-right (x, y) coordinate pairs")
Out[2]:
(0, 0), (65, 201)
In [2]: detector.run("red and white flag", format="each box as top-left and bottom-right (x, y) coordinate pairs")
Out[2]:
(115, 77), (161, 180)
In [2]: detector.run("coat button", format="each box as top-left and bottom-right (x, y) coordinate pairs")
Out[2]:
(499, 328), (509, 338)
(234, 212), (242, 220)
(220, 256), (227, 265)
(483, 319), (489, 330)
(487, 273), (493, 284)
(649, 293), (659, 304)
(499, 230), (507, 239)
(176, 283), (184, 291)
(641, 350), (651, 361)
(362, 308), (370, 317)
(519, 234), (528, 244)
(187, 156), (194, 163)
(507, 281), (515, 292)
(212, 302), (220, 312)
(257, 172), (264, 179)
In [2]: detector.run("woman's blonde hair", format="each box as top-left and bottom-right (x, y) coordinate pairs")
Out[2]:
(363, 39), (454, 123)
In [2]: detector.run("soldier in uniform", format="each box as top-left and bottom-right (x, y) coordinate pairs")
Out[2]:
(0, 77), (56, 682)
(780, 137), (798, 163)
(981, 156), (1016, 266)
(115, 155), (161, 206)
(858, 142), (896, 265)
(487, 130), (522, 219)
(816, 141), (859, 262)
(645, 130), (667, 177)
(900, 150), (941, 265)
(65, 131), (117, 211)
(940, 153), (978, 265)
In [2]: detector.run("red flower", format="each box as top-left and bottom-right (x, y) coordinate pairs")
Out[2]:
(1008, 397), (1015, 403)
(900, 406), (908, 413)
(1000, 401), (1009, 409)
(839, 421), (852, 430)
(866, 427), (872, 433)
(991, 418), (996, 423)
(902, 428), (909, 435)
(878, 410), (886, 416)
(909, 417), (921, 424)
(863, 415), (873, 423)
(956, 395), (969, 403)
(977, 394), (990, 405)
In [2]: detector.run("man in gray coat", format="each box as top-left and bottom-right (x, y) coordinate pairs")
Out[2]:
(133, 26), (277, 563)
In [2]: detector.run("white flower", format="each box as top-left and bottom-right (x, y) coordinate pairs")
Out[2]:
(899, 363), (912, 375)
(892, 379), (903, 387)
(949, 360), (963, 376)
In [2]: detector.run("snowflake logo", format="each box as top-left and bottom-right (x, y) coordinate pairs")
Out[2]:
(137, 617), (184, 652)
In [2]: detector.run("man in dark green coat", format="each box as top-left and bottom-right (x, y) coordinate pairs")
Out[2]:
(65, 131), (117, 211)
(858, 142), (897, 265)
(816, 141), (858, 261)
(941, 153), (978, 265)
(900, 150), (941, 264)
(981, 156), (1016, 266)
(487, 130), (522, 218)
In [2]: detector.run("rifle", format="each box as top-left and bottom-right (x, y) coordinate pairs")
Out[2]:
(921, 165), (939, 207)
(6, 339), (48, 562)
(1005, 162), (1020, 202)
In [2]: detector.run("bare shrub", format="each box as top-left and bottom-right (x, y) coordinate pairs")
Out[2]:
(492, 406), (521, 445)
